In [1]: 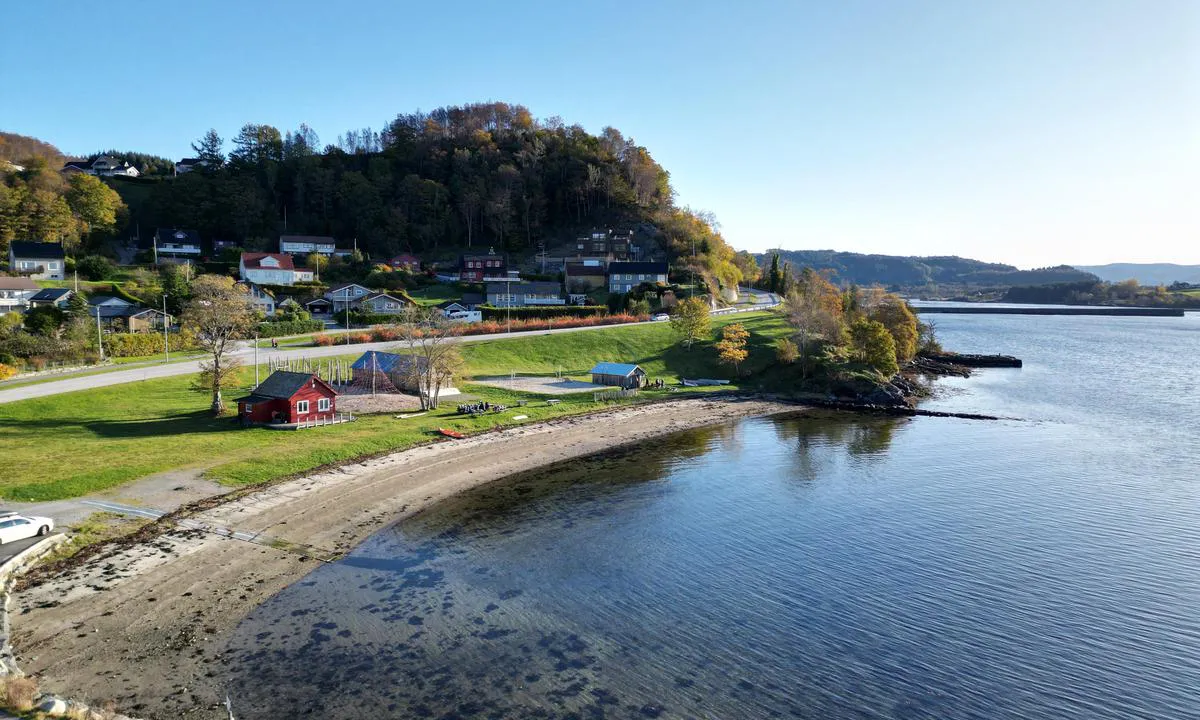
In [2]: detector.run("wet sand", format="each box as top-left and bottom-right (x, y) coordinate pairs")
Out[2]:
(11, 396), (798, 719)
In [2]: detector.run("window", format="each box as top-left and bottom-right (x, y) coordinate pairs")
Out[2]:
(48, 262), (60, 270)
(318, 398), (331, 412)
(295, 400), (310, 414)
(244, 403), (254, 413)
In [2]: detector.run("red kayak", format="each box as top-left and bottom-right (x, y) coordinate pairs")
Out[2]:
(438, 428), (466, 439)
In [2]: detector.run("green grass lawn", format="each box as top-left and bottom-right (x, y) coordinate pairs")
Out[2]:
(408, 283), (463, 306)
(0, 311), (790, 500)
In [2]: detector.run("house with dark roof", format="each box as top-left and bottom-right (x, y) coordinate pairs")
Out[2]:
(153, 228), (202, 264)
(8, 241), (66, 280)
(324, 283), (372, 312)
(28, 287), (73, 309)
(485, 281), (564, 307)
(0, 277), (39, 314)
(236, 371), (339, 426)
(359, 292), (413, 315)
(389, 254), (421, 272)
(589, 362), (646, 389)
(89, 304), (172, 333)
(89, 156), (140, 177)
(565, 262), (608, 292)
(175, 158), (208, 174)
(608, 261), (668, 293)
(459, 247), (507, 282)
(280, 235), (337, 256)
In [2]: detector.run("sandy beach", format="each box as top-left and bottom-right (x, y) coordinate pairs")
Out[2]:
(11, 396), (798, 719)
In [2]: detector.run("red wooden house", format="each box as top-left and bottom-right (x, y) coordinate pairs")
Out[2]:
(237, 371), (338, 426)
(389, 253), (421, 272)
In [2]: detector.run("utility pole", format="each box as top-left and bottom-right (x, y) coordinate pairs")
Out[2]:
(162, 293), (169, 361)
(95, 309), (104, 361)
(254, 330), (259, 387)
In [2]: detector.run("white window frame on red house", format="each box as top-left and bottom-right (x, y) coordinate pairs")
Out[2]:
(295, 400), (309, 414)
(318, 398), (331, 412)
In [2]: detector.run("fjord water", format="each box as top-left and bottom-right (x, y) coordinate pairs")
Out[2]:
(224, 312), (1200, 719)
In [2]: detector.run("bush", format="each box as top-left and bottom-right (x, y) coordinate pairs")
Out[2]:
(104, 330), (198, 358)
(3, 675), (38, 712)
(0, 363), (16, 380)
(257, 319), (324, 337)
(77, 255), (118, 280)
(480, 305), (607, 321)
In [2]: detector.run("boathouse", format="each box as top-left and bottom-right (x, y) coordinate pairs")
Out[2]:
(237, 371), (338, 426)
(589, 362), (646, 389)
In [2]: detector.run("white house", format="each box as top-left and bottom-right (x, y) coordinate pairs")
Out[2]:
(0, 277), (38, 314)
(607, 262), (669, 293)
(153, 228), (202, 264)
(240, 253), (299, 285)
(280, 235), (337, 256)
(175, 158), (208, 174)
(88, 156), (140, 177)
(8, 241), (66, 280)
(240, 283), (276, 316)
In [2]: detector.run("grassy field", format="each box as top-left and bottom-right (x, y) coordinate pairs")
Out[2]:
(0, 311), (789, 500)
(408, 283), (463, 306)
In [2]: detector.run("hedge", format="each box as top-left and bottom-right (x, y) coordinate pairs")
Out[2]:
(104, 331), (198, 358)
(257, 319), (325, 337)
(480, 305), (606, 320)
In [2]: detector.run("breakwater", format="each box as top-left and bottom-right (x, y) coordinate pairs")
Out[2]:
(914, 306), (1184, 317)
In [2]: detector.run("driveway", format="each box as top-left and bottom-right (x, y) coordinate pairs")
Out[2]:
(0, 533), (60, 565)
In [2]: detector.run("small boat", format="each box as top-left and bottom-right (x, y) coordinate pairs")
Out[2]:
(437, 428), (466, 439)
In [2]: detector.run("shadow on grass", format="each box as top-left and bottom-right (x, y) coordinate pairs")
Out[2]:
(0, 409), (238, 439)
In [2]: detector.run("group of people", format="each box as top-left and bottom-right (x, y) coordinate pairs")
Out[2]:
(457, 401), (507, 415)
(646, 378), (667, 389)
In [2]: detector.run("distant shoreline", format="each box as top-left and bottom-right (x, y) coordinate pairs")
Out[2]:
(914, 305), (1184, 317)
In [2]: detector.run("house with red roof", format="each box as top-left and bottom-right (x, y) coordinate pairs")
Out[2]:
(239, 252), (300, 285)
(389, 254), (421, 272)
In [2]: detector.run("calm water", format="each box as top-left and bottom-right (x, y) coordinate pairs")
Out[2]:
(224, 312), (1200, 719)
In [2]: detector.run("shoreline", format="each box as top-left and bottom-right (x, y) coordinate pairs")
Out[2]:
(11, 396), (800, 719)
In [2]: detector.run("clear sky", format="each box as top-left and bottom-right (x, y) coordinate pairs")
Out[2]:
(3, 1), (1196, 267)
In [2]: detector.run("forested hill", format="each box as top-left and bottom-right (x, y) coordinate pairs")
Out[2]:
(0, 131), (64, 166)
(758, 249), (1097, 289)
(99, 102), (740, 287)
(1073, 263), (1200, 286)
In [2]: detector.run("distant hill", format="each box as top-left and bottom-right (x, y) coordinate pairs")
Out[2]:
(758, 249), (1097, 288)
(0, 130), (64, 167)
(1072, 263), (1200, 286)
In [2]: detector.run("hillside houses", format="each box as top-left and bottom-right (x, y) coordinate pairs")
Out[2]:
(61, 156), (140, 177)
(0, 277), (38, 314)
(239, 253), (316, 286)
(608, 261), (669, 293)
(153, 228), (202, 264)
(485, 281), (565, 307)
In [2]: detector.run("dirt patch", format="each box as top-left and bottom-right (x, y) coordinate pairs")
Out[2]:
(337, 392), (424, 414)
(472, 374), (608, 395)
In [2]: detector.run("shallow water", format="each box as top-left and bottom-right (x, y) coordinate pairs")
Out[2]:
(224, 311), (1200, 719)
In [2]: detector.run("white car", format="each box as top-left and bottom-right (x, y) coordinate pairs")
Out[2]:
(652, 313), (670, 321)
(0, 513), (54, 544)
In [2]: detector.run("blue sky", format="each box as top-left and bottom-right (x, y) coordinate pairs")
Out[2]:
(3, 1), (1196, 266)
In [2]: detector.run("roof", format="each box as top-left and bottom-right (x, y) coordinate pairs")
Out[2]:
(0, 277), (38, 290)
(565, 263), (607, 276)
(62, 160), (91, 171)
(485, 281), (562, 294)
(241, 252), (295, 271)
(91, 305), (139, 319)
(176, 158), (204, 166)
(390, 254), (420, 262)
(154, 228), (200, 245)
(9, 241), (65, 260)
(608, 261), (668, 274)
(88, 295), (134, 307)
(351, 351), (429, 374)
(362, 292), (410, 304)
(589, 362), (643, 376)
(29, 288), (71, 302)
(327, 283), (370, 294)
(250, 371), (336, 400)
(461, 292), (484, 305)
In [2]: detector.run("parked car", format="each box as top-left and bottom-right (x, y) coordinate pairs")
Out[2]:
(652, 313), (670, 321)
(0, 512), (54, 544)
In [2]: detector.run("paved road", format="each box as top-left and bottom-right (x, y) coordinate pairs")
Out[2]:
(0, 298), (780, 406)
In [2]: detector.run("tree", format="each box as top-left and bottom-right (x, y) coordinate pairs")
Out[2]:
(397, 306), (465, 409)
(24, 306), (63, 336)
(732, 251), (761, 286)
(867, 293), (919, 362)
(306, 252), (329, 280)
(848, 318), (899, 377)
(715, 323), (749, 375)
(65, 174), (125, 237)
(670, 297), (711, 349)
(767, 253), (782, 293)
(783, 268), (845, 376)
(775, 338), (799, 364)
(192, 129), (225, 167)
(76, 254), (117, 280)
(184, 275), (254, 414)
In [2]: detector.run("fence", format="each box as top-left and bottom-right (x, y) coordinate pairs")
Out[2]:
(295, 412), (354, 429)
(593, 388), (639, 402)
